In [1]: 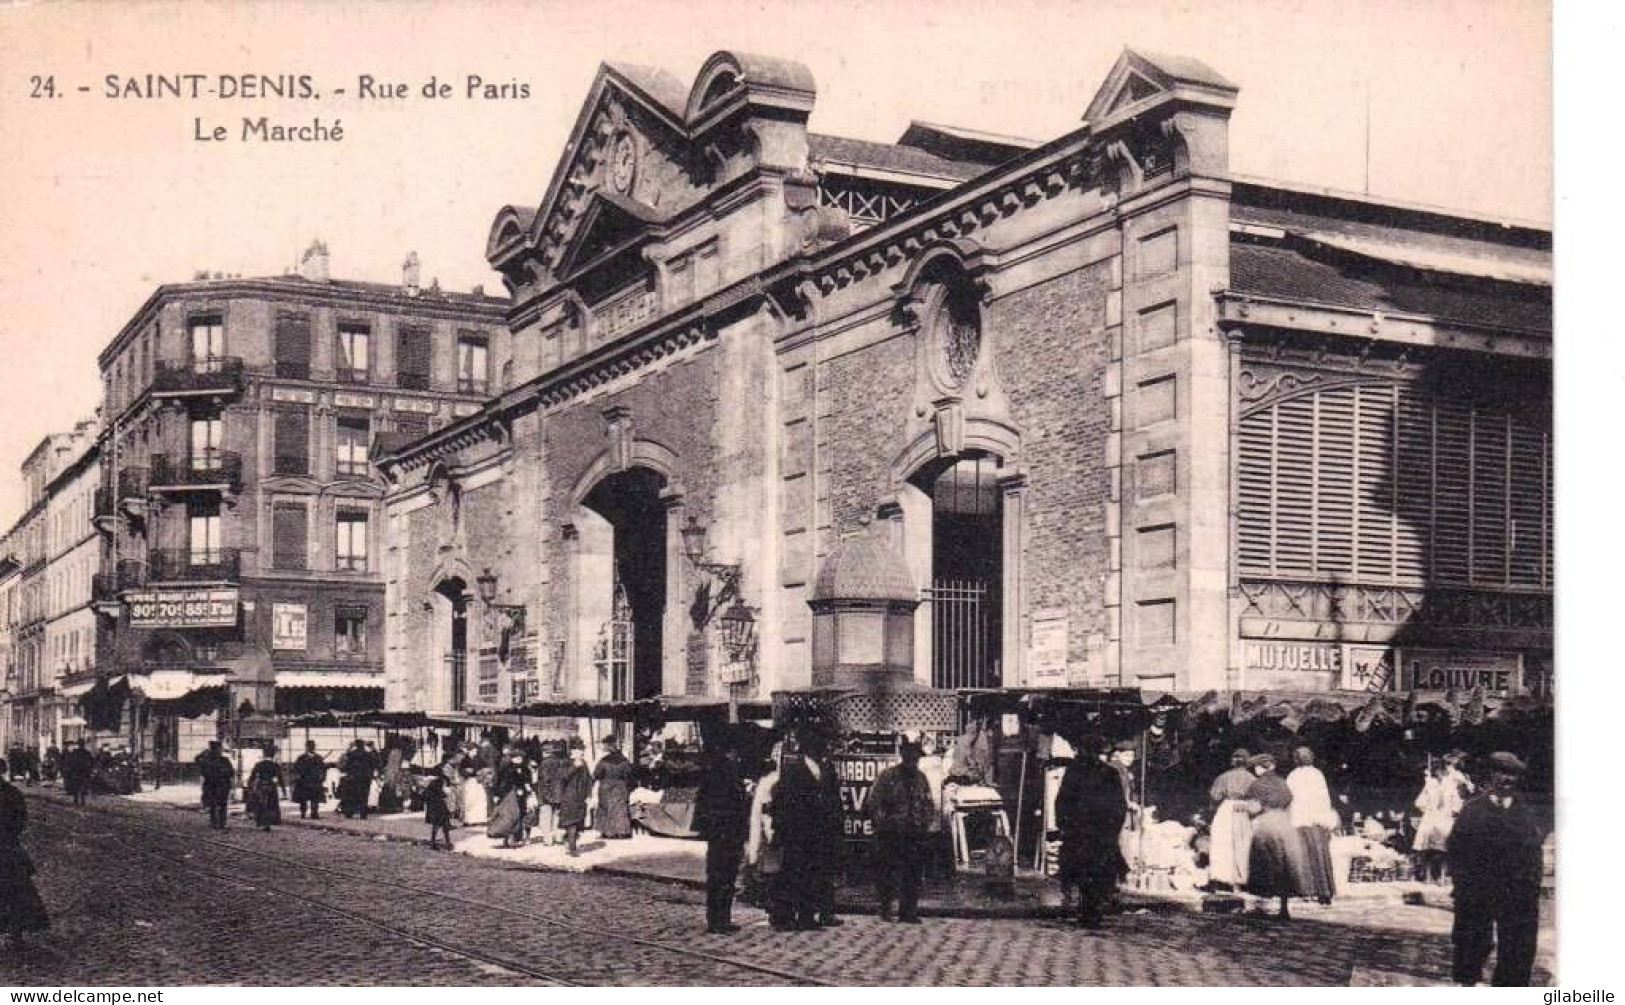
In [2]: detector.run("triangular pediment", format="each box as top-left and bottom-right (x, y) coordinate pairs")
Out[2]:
(1084, 48), (1238, 128)
(522, 66), (698, 283)
(557, 191), (668, 279)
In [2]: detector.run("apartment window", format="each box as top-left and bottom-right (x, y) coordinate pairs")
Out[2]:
(397, 326), (431, 390)
(336, 509), (368, 571)
(190, 415), (224, 470)
(190, 317), (225, 371)
(271, 501), (308, 571)
(274, 313), (312, 380)
(335, 415), (371, 477)
(273, 408), (310, 476)
(334, 606), (368, 656)
(189, 502), (222, 565)
(337, 324), (371, 383)
(457, 335), (489, 394)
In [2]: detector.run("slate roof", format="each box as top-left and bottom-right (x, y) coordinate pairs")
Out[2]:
(808, 133), (988, 182)
(253, 274), (509, 310)
(1228, 241), (1551, 334)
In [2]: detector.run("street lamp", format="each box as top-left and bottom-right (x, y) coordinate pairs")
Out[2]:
(718, 599), (757, 663)
(475, 567), (499, 605)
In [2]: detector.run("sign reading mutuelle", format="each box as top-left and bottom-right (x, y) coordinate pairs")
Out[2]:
(1244, 641), (1343, 673)
(127, 588), (239, 629)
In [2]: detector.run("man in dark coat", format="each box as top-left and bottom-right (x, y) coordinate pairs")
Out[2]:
(557, 742), (594, 856)
(768, 733), (825, 930)
(1447, 751), (1546, 986)
(292, 741), (328, 819)
(338, 740), (374, 819)
(196, 741), (235, 830)
(535, 742), (568, 846)
(0, 760), (50, 947)
(60, 741), (94, 807)
(693, 733), (751, 934)
(1054, 735), (1128, 927)
(869, 739), (937, 924)
(801, 732), (845, 927)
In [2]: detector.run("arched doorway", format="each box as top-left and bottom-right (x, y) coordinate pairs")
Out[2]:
(433, 577), (470, 710)
(908, 451), (1006, 689)
(576, 467), (668, 702)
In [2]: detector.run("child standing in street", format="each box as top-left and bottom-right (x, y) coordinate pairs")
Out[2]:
(424, 774), (453, 850)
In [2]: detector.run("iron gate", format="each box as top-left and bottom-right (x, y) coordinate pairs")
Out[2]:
(927, 579), (998, 690)
(594, 582), (635, 702)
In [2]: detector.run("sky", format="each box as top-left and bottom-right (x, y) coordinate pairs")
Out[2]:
(0, 0), (1552, 530)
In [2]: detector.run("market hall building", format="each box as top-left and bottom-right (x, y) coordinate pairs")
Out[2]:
(88, 249), (507, 762)
(375, 49), (1551, 714)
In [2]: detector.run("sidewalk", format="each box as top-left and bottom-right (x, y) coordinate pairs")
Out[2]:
(113, 784), (1500, 927)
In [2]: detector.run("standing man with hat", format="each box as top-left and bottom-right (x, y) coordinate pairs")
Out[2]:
(694, 727), (751, 934)
(868, 736), (936, 924)
(1053, 735), (1128, 928)
(196, 740), (235, 830)
(1447, 752), (1545, 986)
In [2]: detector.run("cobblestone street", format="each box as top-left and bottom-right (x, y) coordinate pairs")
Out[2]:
(1, 791), (1551, 986)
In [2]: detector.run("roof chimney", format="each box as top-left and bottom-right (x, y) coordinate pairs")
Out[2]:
(402, 252), (421, 296)
(299, 239), (330, 282)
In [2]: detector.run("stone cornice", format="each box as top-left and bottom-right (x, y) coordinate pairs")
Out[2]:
(99, 279), (507, 371)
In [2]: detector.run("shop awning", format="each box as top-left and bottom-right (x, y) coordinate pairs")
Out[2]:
(467, 695), (774, 723)
(130, 670), (229, 702)
(275, 673), (386, 689)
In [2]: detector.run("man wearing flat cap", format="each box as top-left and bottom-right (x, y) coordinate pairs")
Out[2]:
(1447, 751), (1545, 986)
(869, 737), (937, 923)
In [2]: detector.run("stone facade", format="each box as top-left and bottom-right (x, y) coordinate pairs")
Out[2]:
(379, 49), (1552, 710)
(89, 256), (506, 758)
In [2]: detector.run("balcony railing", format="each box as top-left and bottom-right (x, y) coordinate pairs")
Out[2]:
(336, 367), (370, 385)
(275, 361), (311, 380)
(117, 467), (148, 501)
(398, 372), (431, 391)
(152, 357), (245, 397)
(92, 572), (120, 603)
(148, 548), (241, 584)
(149, 451), (243, 492)
(93, 487), (117, 523)
(457, 376), (490, 395)
(115, 559), (148, 591)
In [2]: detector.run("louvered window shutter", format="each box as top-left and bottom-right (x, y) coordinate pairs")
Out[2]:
(275, 315), (312, 379)
(398, 326), (431, 389)
(274, 409), (309, 475)
(1236, 380), (1550, 590)
(272, 502), (308, 570)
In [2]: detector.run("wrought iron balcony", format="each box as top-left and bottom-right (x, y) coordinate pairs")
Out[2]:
(152, 356), (245, 397)
(457, 376), (490, 396)
(335, 367), (371, 385)
(93, 487), (117, 531)
(117, 467), (148, 501)
(115, 559), (148, 591)
(398, 372), (431, 391)
(148, 548), (240, 584)
(149, 451), (242, 493)
(92, 571), (119, 602)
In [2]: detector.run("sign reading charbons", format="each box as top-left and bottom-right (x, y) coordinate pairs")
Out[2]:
(127, 588), (239, 628)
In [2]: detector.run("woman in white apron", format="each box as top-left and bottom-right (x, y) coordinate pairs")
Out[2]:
(1207, 748), (1255, 889)
(461, 762), (490, 828)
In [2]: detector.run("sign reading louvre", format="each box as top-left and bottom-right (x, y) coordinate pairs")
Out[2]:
(127, 588), (239, 628)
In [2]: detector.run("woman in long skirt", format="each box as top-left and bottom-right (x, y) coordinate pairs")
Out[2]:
(0, 763), (50, 947)
(1411, 761), (1464, 882)
(246, 753), (285, 832)
(1242, 752), (1307, 918)
(1286, 746), (1339, 903)
(592, 739), (635, 839)
(1207, 748), (1255, 889)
